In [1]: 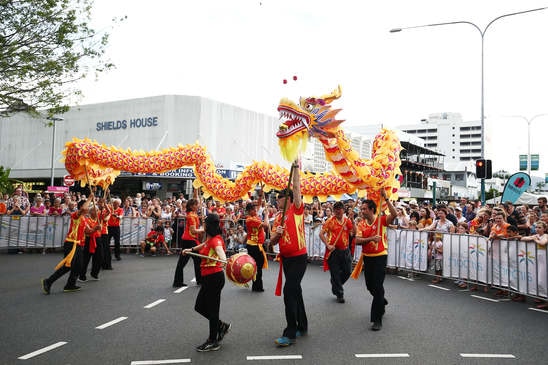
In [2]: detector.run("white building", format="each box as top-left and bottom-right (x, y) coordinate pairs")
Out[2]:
(0, 95), (285, 198)
(398, 112), (481, 167)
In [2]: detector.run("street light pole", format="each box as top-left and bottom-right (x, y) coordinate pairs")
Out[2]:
(47, 116), (64, 187)
(506, 114), (548, 179)
(390, 6), (548, 205)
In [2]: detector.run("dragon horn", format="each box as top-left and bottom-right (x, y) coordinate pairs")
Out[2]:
(318, 85), (342, 105)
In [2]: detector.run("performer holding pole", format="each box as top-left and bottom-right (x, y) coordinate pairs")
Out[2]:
(245, 186), (269, 292)
(269, 160), (308, 347)
(173, 190), (204, 288)
(41, 193), (98, 294)
(351, 189), (396, 331)
(320, 201), (355, 303)
(182, 213), (231, 352)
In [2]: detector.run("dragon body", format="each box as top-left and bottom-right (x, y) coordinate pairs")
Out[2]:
(63, 86), (401, 202)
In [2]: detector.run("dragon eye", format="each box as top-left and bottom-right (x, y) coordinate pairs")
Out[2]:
(305, 103), (314, 111)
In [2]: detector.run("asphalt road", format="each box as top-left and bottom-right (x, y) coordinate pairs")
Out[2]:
(1, 251), (547, 365)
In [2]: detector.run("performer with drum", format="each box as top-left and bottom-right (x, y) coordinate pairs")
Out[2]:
(269, 160), (308, 347)
(182, 213), (231, 352)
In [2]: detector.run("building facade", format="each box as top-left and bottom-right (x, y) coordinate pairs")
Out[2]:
(0, 95), (285, 198)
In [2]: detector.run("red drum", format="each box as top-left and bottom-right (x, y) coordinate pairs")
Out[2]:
(225, 253), (257, 285)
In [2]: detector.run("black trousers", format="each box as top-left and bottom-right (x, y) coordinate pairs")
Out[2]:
(363, 254), (387, 323)
(81, 236), (103, 278)
(101, 233), (112, 269)
(247, 244), (265, 291)
(47, 242), (82, 289)
(282, 254), (308, 339)
(195, 271), (225, 342)
(107, 225), (121, 259)
(173, 239), (202, 287)
(327, 248), (352, 298)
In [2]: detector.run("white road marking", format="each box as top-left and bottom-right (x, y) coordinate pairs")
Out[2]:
(18, 341), (68, 360)
(173, 286), (188, 294)
(528, 307), (548, 314)
(144, 299), (166, 309)
(355, 353), (410, 358)
(428, 284), (450, 291)
(471, 295), (499, 303)
(460, 353), (515, 358)
(247, 355), (303, 360)
(130, 359), (191, 364)
(96, 316), (128, 329)
(397, 276), (415, 281)
(190, 277), (196, 283)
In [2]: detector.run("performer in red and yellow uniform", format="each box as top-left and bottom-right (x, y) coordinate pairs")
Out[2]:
(320, 201), (355, 303)
(79, 205), (103, 281)
(173, 197), (204, 287)
(269, 160), (307, 347)
(352, 190), (397, 331)
(97, 197), (111, 271)
(183, 214), (230, 352)
(245, 192), (270, 292)
(41, 193), (96, 294)
(106, 198), (124, 262)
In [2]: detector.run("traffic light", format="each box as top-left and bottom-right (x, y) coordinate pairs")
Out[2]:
(475, 159), (492, 179)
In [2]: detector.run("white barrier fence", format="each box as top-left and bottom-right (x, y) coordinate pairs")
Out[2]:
(2, 217), (546, 298)
(0, 216), (153, 250)
(304, 225), (547, 299)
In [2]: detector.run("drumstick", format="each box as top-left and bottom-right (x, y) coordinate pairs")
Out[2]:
(186, 251), (227, 264)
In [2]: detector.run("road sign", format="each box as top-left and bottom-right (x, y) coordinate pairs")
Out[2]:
(63, 175), (75, 187)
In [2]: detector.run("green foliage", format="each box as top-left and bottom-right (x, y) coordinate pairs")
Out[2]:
(0, 0), (124, 117)
(0, 165), (15, 195)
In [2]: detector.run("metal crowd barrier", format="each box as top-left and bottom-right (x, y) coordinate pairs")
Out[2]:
(2, 215), (546, 299)
(0, 215), (153, 251)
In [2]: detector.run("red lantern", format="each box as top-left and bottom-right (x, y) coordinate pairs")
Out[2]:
(293, 75), (297, 81)
(283, 79), (287, 84)
(225, 253), (257, 285)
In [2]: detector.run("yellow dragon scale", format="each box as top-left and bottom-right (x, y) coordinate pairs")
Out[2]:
(63, 86), (402, 203)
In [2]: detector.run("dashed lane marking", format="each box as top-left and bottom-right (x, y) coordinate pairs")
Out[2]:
(460, 353), (515, 359)
(428, 284), (450, 291)
(355, 353), (410, 358)
(471, 295), (500, 303)
(144, 299), (166, 309)
(96, 316), (128, 329)
(18, 341), (68, 360)
(173, 286), (188, 294)
(246, 355), (303, 360)
(130, 359), (191, 364)
(528, 307), (548, 314)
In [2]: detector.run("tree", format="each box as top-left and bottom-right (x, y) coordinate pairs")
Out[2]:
(0, 165), (16, 195)
(0, 0), (124, 116)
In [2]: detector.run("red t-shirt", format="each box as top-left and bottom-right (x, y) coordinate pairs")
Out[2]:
(65, 212), (88, 247)
(273, 203), (306, 257)
(199, 235), (225, 276)
(356, 215), (388, 256)
(107, 207), (123, 227)
(246, 215), (265, 245)
(322, 216), (353, 249)
(182, 211), (200, 244)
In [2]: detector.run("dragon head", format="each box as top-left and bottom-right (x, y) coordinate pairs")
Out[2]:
(276, 85), (345, 162)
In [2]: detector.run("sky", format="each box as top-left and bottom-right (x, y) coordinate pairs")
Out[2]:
(76, 0), (548, 178)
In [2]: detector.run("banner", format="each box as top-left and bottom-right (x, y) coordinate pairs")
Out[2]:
(501, 172), (531, 204)
(444, 233), (488, 283)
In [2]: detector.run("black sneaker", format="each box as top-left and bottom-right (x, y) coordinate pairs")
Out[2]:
(217, 322), (231, 342)
(90, 275), (100, 281)
(371, 321), (382, 331)
(196, 340), (220, 352)
(336, 296), (345, 303)
(63, 285), (81, 292)
(78, 276), (87, 282)
(41, 278), (51, 295)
